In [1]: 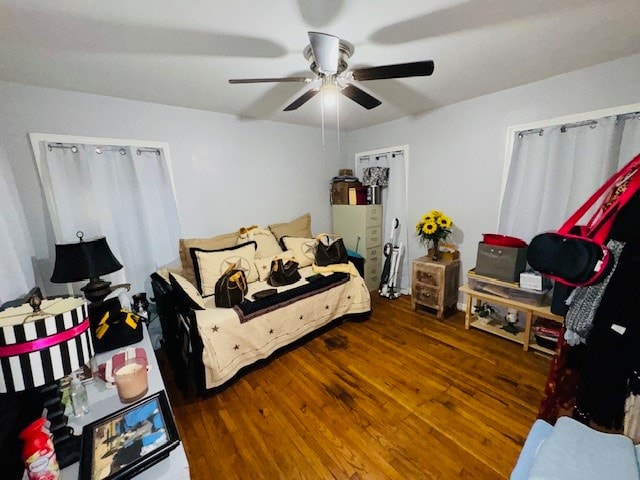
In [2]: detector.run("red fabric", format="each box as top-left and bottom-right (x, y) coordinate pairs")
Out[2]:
(537, 332), (581, 424)
(559, 154), (640, 242)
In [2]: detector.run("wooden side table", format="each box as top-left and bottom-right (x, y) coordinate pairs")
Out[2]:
(411, 256), (461, 319)
(459, 284), (564, 354)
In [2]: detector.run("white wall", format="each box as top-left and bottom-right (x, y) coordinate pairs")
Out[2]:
(345, 54), (640, 297)
(0, 81), (340, 294)
(2, 53), (639, 298)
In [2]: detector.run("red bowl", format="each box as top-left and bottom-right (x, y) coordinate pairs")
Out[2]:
(482, 233), (527, 248)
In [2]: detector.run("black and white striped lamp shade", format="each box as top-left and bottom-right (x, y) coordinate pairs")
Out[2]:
(0, 297), (93, 393)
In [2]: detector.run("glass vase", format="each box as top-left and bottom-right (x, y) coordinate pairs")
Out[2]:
(430, 239), (441, 261)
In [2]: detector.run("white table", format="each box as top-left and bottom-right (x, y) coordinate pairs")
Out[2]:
(60, 326), (190, 480)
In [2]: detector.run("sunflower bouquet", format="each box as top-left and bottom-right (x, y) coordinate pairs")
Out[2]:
(415, 210), (453, 251)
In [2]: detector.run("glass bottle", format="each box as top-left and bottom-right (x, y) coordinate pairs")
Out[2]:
(70, 375), (90, 417)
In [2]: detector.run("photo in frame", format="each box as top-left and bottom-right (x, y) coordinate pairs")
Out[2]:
(79, 391), (180, 480)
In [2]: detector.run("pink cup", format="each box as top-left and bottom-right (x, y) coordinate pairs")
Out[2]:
(113, 358), (148, 403)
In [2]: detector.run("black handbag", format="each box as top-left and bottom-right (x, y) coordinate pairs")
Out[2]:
(215, 265), (248, 308)
(268, 259), (301, 287)
(88, 298), (144, 353)
(315, 234), (348, 266)
(528, 153), (640, 287)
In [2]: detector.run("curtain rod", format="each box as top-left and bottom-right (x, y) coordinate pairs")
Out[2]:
(47, 142), (78, 153)
(47, 143), (162, 156)
(358, 150), (403, 162)
(517, 129), (543, 139)
(560, 120), (598, 133)
(517, 119), (598, 138)
(136, 148), (161, 156)
(95, 146), (126, 155)
(617, 111), (640, 122)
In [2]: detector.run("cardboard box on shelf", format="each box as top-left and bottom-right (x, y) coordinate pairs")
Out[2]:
(331, 181), (361, 205)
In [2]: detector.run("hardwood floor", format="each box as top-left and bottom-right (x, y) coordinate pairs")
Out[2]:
(160, 294), (551, 479)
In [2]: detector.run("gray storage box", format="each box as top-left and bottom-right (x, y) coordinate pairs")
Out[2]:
(475, 242), (528, 282)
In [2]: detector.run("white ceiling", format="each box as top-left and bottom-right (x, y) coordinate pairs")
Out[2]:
(1, 0), (639, 131)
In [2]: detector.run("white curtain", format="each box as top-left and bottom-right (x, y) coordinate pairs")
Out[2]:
(499, 114), (640, 242)
(356, 150), (410, 294)
(41, 144), (180, 294)
(0, 144), (35, 302)
(619, 115), (640, 166)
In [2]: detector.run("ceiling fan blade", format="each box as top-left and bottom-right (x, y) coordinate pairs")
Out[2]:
(351, 61), (435, 81)
(229, 77), (312, 84)
(283, 88), (320, 111)
(340, 84), (382, 110)
(308, 31), (339, 75)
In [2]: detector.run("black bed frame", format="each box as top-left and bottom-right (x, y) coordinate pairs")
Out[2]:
(150, 273), (370, 397)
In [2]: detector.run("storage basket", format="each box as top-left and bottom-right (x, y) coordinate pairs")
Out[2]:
(534, 334), (559, 350)
(467, 269), (551, 306)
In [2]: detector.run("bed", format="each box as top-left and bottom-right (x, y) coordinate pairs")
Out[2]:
(151, 264), (371, 395)
(150, 213), (372, 395)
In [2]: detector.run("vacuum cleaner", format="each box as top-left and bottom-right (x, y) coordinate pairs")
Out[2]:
(379, 217), (404, 299)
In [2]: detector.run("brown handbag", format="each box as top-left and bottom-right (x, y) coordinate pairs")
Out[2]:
(214, 263), (248, 308)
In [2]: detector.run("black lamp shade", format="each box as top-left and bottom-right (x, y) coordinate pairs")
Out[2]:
(51, 237), (122, 283)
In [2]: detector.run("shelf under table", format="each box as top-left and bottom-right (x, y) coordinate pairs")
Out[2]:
(460, 284), (562, 354)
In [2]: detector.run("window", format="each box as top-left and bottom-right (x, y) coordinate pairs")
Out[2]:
(30, 134), (181, 295)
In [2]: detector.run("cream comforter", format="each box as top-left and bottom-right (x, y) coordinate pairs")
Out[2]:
(195, 265), (371, 389)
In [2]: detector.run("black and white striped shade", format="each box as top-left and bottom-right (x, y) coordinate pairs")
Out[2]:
(0, 297), (93, 393)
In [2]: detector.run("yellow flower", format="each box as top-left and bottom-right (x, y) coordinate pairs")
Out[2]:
(416, 210), (454, 246)
(422, 221), (437, 235)
(437, 216), (452, 228)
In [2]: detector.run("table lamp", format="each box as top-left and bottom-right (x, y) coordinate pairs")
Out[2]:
(50, 231), (123, 303)
(0, 296), (94, 468)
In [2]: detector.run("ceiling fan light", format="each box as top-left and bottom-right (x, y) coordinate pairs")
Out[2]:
(322, 90), (337, 107)
(321, 81), (339, 107)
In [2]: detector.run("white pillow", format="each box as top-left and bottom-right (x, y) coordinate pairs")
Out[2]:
(190, 241), (259, 296)
(281, 237), (317, 268)
(255, 250), (295, 281)
(237, 228), (283, 259)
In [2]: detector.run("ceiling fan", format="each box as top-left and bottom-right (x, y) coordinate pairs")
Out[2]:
(229, 31), (434, 111)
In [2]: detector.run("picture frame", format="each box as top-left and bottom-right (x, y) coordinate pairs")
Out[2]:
(79, 391), (180, 480)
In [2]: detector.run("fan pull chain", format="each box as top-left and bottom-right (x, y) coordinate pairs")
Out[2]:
(336, 93), (340, 152)
(321, 90), (326, 147)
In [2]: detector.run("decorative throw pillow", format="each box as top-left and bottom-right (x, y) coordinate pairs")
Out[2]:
(190, 241), (258, 296)
(281, 237), (317, 268)
(255, 250), (295, 281)
(169, 272), (206, 310)
(237, 227), (283, 259)
(268, 213), (312, 241)
(179, 231), (239, 284)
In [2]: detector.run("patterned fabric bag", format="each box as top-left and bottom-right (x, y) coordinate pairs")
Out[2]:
(362, 167), (389, 186)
